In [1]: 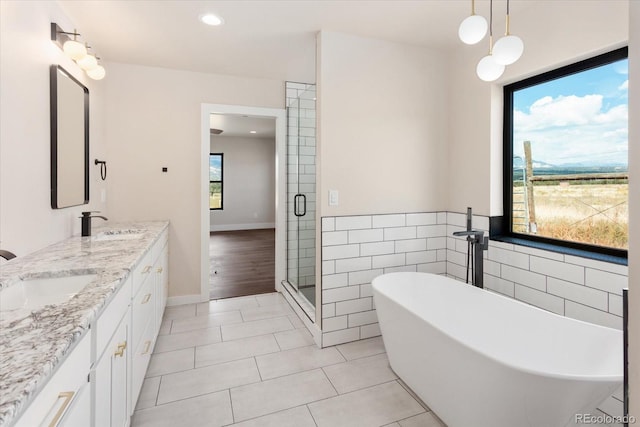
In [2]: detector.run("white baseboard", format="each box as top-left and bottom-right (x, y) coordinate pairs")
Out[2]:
(167, 294), (206, 306)
(210, 222), (276, 232)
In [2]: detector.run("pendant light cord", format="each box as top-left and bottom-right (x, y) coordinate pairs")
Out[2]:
(505, 0), (511, 35)
(488, 0), (494, 54)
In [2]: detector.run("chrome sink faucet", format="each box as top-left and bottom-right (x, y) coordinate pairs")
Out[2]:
(80, 211), (108, 237)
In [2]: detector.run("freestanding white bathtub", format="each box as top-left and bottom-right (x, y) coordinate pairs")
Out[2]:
(372, 272), (622, 427)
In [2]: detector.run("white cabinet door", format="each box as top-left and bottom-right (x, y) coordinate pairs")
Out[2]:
(154, 242), (169, 336)
(93, 310), (129, 427)
(130, 317), (154, 410)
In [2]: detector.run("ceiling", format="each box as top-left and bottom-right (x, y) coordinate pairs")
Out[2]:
(57, 0), (534, 82)
(209, 114), (276, 138)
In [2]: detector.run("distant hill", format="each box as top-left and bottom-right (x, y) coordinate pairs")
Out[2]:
(513, 163), (628, 180)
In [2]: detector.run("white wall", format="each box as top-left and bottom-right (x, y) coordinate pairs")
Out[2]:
(104, 62), (283, 299)
(628, 0), (639, 418)
(209, 135), (276, 231)
(317, 31), (449, 218)
(0, 0), (107, 256)
(447, 0), (629, 216)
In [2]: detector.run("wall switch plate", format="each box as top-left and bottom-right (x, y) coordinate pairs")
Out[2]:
(329, 190), (339, 206)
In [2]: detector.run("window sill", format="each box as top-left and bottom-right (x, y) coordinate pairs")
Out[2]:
(490, 235), (628, 266)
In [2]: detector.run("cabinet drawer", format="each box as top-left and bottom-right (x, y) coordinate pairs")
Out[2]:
(94, 276), (131, 361)
(132, 250), (153, 298)
(58, 381), (90, 427)
(131, 318), (155, 411)
(15, 332), (91, 427)
(132, 276), (155, 349)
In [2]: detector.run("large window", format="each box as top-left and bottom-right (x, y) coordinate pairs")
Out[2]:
(209, 153), (223, 210)
(503, 48), (628, 257)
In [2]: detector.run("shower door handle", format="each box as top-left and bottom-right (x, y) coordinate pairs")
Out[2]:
(294, 194), (306, 217)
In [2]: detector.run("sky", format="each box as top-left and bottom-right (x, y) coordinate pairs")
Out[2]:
(513, 58), (628, 167)
(210, 155), (222, 181)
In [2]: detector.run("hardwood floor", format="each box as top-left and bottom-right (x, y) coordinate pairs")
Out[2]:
(209, 229), (275, 300)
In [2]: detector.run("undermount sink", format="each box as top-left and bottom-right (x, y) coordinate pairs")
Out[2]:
(0, 273), (98, 311)
(93, 229), (146, 241)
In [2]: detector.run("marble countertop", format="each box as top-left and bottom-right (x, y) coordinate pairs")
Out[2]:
(0, 221), (169, 426)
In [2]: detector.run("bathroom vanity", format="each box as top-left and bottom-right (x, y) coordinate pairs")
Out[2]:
(0, 221), (169, 427)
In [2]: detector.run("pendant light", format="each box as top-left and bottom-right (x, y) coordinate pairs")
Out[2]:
(492, 0), (524, 65)
(476, 0), (505, 82)
(458, 0), (488, 45)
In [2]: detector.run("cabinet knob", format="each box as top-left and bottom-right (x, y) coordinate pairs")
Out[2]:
(156, 267), (163, 274)
(114, 341), (127, 357)
(142, 265), (152, 274)
(142, 293), (151, 304)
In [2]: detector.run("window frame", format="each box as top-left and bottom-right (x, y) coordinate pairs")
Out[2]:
(501, 47), (628, 259)
(209, 152), (223, 211)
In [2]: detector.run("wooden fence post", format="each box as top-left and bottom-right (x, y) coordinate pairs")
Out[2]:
(523, 141), (537, 233)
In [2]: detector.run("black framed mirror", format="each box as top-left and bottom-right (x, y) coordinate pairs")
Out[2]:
(50, 64), (89, 209)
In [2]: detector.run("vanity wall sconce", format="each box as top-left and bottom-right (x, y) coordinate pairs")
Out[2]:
(51, 22), (106, 80)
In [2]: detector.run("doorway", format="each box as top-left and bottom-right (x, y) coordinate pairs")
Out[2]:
(200, 104), (286, 303)
(208, 114), (277, 299)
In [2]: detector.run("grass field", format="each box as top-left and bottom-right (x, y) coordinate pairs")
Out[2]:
(513, 183), (628, 249)
(210, 194), (221, 209)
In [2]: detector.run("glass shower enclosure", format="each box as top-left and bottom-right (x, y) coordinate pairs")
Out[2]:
(286, 82), (316, 313)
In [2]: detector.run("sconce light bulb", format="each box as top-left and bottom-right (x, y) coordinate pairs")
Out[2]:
(63, 39), (87, 60)
(87, 65), (106, 80)
(77, 54), (98, 71)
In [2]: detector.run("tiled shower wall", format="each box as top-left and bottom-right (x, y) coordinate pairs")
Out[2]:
(320, 211), (628, 346)
(320, 212), (448, 347)
(286, 82), (316, 287)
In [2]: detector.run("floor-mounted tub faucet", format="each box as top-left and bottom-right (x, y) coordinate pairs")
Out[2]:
(452, 207), (488, 288)
(81, 211), (108, 237)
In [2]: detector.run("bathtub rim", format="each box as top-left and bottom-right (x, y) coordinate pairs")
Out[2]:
(372, 271), (623, 383)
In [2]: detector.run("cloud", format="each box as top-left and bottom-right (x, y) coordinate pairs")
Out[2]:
(618, 80), (628, 91)
(210, 166), (221, 180)
(515, 95), (603, 130)
(513, 94), (628, 165)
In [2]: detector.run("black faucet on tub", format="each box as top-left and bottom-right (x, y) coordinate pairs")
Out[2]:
(452, 207), (488, 288)
(81, 211), (108, 237)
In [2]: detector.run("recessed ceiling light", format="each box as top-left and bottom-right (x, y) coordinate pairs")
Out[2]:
(249, 130), (257, 134)
(200, 14), (224, 26)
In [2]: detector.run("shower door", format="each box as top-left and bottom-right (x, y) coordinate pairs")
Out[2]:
(286, 83), (316, 307)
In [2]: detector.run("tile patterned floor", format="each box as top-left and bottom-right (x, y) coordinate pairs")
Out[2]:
(131, 292), (444, 427)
